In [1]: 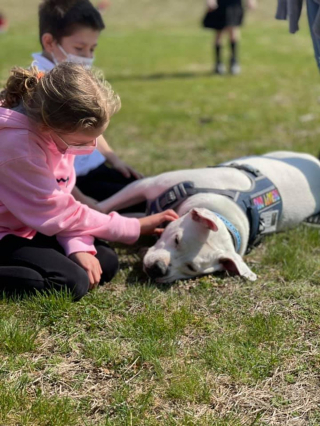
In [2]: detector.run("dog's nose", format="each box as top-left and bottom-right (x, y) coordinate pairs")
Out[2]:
(145, 260), (168, 279)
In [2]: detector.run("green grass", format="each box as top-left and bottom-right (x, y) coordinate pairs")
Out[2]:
(1, 0), (320, 424)
(202, 311), (295, 383)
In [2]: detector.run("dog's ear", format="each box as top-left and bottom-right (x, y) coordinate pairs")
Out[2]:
(191, 208), (218, 231)
(219, 253), (257, 281)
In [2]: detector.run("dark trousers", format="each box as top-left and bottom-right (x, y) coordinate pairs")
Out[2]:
(0, 233), (119, 300)
(307, 0), (320, 70)
(76, 164), (146, 214)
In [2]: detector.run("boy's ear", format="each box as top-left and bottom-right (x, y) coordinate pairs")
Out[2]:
(41, 33), (56, 53)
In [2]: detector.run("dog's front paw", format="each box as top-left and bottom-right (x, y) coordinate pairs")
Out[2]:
(243, 270), (257, 281)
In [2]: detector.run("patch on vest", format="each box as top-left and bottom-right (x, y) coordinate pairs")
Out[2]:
(252, 188), (281, 211)
(252, 188), (281, 234)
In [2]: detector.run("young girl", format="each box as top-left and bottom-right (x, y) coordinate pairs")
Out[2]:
(202, 0), (256, 75)
(0, 63), (178, 300)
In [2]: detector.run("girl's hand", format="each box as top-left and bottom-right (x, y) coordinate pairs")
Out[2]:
(247, 0), (256, 10)
(207, 0), (218, 10)
(138, 210), (179, 236)
(69, 252), (102, 289)
(106, 152), (144, 179)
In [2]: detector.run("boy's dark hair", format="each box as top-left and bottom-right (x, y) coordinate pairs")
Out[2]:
(39, 0), (105, 47)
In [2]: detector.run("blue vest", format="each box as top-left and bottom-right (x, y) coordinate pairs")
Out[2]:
(146, 163), (283, 253)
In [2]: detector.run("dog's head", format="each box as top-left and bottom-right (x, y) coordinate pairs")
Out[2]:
(143, 207), (257, 283)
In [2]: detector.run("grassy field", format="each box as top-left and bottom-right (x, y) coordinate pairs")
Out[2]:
(1, 0), (320, 425)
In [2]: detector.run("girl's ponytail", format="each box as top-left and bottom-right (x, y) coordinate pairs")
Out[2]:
(1, 62), (119, 134)
(0, 66), (43, 109)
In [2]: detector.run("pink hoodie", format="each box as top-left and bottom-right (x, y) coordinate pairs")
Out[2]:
(0, 108), (140, 255)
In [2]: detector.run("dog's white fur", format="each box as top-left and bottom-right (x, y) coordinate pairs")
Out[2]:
(98, 151), (320, 282)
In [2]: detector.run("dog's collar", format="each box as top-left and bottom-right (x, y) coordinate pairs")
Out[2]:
(213, 212), (242, 253)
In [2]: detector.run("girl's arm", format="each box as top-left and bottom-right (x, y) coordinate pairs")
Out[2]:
(207, 0), (218, 10)
(0, 154), (178, 256)
(97, 135), (143, 179)
(0, 154), (140, 256)
(246, 0), (257, 9)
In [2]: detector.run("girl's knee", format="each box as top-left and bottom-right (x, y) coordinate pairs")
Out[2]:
(66, 264), (90, 301)
(96, 244), (119, 283)
(227, 27), (240, 42)
(101, 248), (119, 283)
(215, 30), (224, 43)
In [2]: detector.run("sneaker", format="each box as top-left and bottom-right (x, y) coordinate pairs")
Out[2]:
(214, 63), (226, 75)
(230, 61), (241, 75)
(303, 213), (320, 228)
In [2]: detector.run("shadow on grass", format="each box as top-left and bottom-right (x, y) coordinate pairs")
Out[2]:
(124, 260), (175, 292)
(108, 70), (214, 83)
(0, 291), (28, 302)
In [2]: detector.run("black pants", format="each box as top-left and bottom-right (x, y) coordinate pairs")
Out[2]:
(0, 233), (119, 300)
(76, 164), (146, 214)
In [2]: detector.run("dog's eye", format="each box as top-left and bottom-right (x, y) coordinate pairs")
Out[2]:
(174, 235), (179, 246)
(186, 263), (196, 272)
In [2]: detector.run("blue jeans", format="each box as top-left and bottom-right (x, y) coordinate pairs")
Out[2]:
(307, 0), (320, 70)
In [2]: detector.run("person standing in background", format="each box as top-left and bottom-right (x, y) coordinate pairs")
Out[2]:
(202, 0), (256, 75)
(276, 0), (320, 227)
(0, 12), (8, 33)
(276, 0), (320, 70)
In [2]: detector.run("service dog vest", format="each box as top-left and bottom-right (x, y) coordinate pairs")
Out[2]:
(146, 163), (283, 253)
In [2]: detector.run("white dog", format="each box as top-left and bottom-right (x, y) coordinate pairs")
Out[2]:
(98, 151), (320, 283)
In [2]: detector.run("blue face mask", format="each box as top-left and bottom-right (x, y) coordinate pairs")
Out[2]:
(52, 44), (94, 69)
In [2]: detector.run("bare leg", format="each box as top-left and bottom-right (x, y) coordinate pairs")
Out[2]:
(227, 26), (240, 43)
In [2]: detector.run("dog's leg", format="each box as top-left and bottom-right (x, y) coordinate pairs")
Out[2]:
(97, 178), (152, 213)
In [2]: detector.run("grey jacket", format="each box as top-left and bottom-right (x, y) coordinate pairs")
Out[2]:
(276, 0), (320, 37)
(275, 0), (303, 33)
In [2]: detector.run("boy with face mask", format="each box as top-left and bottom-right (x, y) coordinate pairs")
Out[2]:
(32, 0), (144, 213)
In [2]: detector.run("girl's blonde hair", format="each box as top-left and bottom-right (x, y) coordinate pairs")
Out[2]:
(0, 62), (120, 133)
